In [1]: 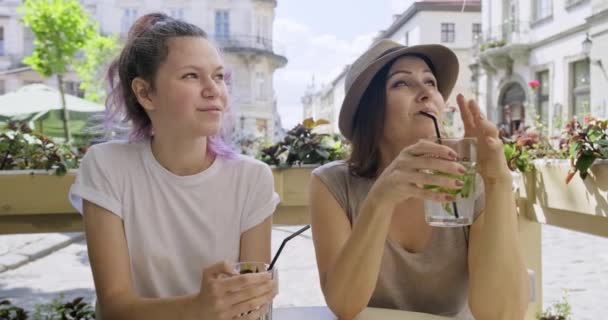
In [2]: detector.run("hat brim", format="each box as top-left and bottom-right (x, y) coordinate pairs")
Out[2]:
(338, 44), (459, 140)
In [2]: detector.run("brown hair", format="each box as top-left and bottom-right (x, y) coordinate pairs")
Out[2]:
(347, 63), (391, 178)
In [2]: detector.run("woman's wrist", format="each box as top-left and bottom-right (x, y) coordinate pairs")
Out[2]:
(367, 186), (397, 214)
(482, 172), (513, 187)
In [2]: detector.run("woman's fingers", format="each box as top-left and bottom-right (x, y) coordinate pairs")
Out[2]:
(404, 139), (458, 160)
(217, 272), (272, 294)
(457, 93), (476, 132)
(231, 290), (274, 318)
(225, 276), (274, 306)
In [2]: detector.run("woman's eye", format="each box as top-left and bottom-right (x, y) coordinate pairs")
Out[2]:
(215, 73), (225, 81)
(426, 80), (437, 87)
(393, 80), (407, 88)
(183, 73), (198, 79)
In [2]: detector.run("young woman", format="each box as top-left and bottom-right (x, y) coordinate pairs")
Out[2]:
(309, 39), (529, 320)
(69, 13), (279, 320)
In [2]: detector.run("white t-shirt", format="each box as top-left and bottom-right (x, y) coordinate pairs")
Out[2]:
(69, 140), (280, 298)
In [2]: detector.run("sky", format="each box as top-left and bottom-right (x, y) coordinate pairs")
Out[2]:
(273, 0), (413, 129)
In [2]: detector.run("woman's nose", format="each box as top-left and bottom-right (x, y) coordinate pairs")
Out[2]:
(415, 84), (431, 102)
(202, 78), (220, 98)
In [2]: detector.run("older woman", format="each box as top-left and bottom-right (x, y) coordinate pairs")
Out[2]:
(309, 39), (529, 320)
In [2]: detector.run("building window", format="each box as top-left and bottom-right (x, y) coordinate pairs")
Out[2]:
(215, 10), (230, 41)
(256, 72), (265, 100)
(256, 118), (268, 134)
(255, 15), (270, 48)
(121, 8), (138, 34)
(533, 0), (552, 21)
(536, 70), (549, 124)
(441, 23), (455, 43)
(0, 26), (4, 56)
(169, 8), (184, 20)
(404, 31), (409, 46)
(571, 59), (590, 118)
(472, 23), (481, 43)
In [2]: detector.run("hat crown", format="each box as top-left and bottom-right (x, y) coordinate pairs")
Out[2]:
(345, 39), (403, 93)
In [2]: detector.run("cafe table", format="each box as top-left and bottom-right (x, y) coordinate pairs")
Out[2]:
(273, 306), (454, 319)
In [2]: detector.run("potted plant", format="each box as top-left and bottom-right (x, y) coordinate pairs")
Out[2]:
(531, 116), (608, 219)
(257, 118), (349, 224)
(502, 118), (565, 202)
(0, 295), (95, 320)
(0, 121), (83, 234)
(536, 293), (571, 320)
(0, 300), (28, 320)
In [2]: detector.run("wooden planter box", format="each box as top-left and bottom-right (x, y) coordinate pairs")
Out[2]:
(525, 160), (608, 237)
(0, 166), (317, 234)
(0, 170), (80, 234)
(271, 166), (316, 225)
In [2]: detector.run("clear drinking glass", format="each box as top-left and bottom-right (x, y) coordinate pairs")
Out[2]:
(423, 137), (478, 227)
(233, 262), (277, 320)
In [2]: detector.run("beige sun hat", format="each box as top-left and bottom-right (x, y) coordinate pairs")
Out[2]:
(338, 39), (459, 140)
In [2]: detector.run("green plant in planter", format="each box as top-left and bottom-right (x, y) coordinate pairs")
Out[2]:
(503, 118), (565, 173)
(258, 118), (349, 168)
(0, 300), (28, 320)
(536, 292), (572, 320)
(31, 296), (95, 320)
(562, 116), (608, 184)
(0, 121), (81, 176)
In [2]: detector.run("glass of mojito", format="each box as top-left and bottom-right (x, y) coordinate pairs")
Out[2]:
(423, 137), (478, 227)
(233, 262), (277, 320)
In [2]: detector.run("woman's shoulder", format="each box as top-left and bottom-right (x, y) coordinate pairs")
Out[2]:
(312, 160), (350, 178)
(85, 139), (145, 161)
(225, 154), (270, 170)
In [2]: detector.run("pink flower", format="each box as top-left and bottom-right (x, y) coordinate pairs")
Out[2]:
(528, 80), (540, 90)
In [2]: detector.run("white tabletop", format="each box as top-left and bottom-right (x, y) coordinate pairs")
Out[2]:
(273, 306), (454, 320)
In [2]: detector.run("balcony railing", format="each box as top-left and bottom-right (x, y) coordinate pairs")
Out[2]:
(473, 20), (532, 55)
(213, 34), (286, 59)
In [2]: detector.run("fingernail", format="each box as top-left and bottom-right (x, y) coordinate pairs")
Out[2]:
(449, 151), (458, 159)
(458, 166), (467, 174)
(445, 195), (454, 201)
(455, 180), (464, 187)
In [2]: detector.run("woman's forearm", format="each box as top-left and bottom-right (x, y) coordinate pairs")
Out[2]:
(323, 195), (394, 320)
(101, 293), (199, 320)
(468, 178), (529, 320)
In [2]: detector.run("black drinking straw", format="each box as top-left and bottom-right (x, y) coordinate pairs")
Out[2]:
(419, 111), (460, 219)
(268, 224), (311, 271)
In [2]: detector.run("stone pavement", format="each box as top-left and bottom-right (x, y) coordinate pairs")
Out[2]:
(0, 232), (84, 273)
(0, 225), (606, 319)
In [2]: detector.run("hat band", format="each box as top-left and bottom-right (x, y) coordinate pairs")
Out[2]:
(375, 47), (437, 76)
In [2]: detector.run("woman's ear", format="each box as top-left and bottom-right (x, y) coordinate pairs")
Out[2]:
(131, 77), (155, 111)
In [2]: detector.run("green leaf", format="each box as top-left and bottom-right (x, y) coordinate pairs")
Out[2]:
(315, 149), (330, 159)
(587, 127), (604, 143)
(575, 153), (597, 179)
(569, 141), (581, 158)
(503, 143), (515, 160)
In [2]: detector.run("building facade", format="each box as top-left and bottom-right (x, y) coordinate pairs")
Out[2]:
(302, 0), (481, 135)
(0, 0), (287, 141)
(473, 0), (608, 136)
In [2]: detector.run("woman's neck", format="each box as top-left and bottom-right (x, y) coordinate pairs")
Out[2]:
(150, 135), (214, 176)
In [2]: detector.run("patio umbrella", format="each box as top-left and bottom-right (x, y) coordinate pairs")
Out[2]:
(0, 83), (104, 118)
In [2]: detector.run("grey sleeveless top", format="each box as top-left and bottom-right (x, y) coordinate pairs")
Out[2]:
(313, 161), (485, 318)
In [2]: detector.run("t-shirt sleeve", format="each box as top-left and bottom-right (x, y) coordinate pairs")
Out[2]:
(68, 145), (123, 218)
(241, 164), (280, 232)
